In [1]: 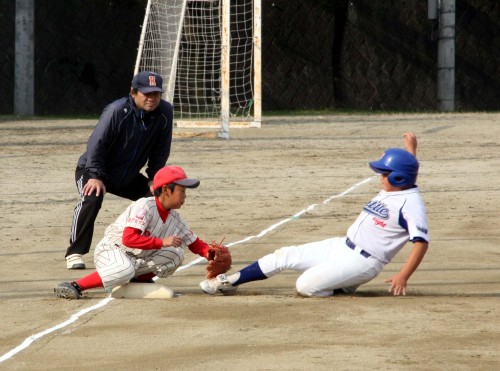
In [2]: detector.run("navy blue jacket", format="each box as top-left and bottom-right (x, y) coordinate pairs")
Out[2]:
(77, 95), (173, 187)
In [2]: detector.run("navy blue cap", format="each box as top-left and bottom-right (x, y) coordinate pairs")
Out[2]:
(132, 71), (164, 93)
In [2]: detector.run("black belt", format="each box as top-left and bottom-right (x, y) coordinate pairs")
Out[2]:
(346, 238), (371, 258)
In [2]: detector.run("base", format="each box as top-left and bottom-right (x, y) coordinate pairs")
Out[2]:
(111, 282), (174, 299)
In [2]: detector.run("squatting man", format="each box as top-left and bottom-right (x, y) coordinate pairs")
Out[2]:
(64, 71), (173, 270)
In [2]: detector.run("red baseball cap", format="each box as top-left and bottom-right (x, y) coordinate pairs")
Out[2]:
(153, 166), (200, 190)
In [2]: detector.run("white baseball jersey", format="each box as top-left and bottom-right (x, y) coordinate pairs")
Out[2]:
(347, 186), (429, 264)
(94, 197), (197, 289)
(104, 197), (197, 256)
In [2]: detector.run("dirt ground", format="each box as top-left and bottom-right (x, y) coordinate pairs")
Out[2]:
(0, 113), (499, 370)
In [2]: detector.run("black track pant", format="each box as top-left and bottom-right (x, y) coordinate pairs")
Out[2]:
(65, 168), (151, 258)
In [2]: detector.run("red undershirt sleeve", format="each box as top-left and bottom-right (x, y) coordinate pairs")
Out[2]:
(188, 238), (210, 258)
(122, 227), (163, 250)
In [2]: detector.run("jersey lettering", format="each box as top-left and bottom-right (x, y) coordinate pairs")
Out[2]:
(136, 208), (147, 220)
(363, 200), (389, 220)
(417, 225), (428, 234)
(373, 217), (387, 227)
(127, 216), (147, 226)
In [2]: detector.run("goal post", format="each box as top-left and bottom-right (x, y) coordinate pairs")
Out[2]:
(134, 0), (262, 139)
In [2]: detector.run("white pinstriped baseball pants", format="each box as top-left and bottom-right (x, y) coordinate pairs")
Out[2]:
(94, 240), (185, 289)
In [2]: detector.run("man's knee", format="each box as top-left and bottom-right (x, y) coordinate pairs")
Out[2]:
(295, 277), (331, 298)
(100, 262), (136, 288)
(82, 193), (104, 210)
(295, 277), (314, 297)
(155, 259), (182, 278)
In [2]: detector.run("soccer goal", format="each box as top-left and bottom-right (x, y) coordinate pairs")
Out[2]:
(134, 0), (262, 139)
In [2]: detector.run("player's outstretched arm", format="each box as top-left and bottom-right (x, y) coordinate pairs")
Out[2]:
(384, 241), (428, 296)
(403, 132), (417, 156)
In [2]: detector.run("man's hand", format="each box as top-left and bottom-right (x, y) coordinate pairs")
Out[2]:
(83, 178), (106, 197)
(162, 235), (183, 247)
(385, 241), (428, 296)
(384, 273), (408, 296)
(403, 132), (417, 156)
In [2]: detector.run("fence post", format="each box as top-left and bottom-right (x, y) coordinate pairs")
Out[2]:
(437, 0), (455, 111)
(14, 0), (35, 116)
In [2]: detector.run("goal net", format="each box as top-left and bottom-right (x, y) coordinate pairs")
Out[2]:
(134, 0), (262, 139)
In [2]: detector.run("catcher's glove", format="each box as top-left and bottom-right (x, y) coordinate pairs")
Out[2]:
(206, 239), (232, 279)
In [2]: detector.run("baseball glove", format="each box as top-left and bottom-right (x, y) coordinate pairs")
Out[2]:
(206, 239), (232, 279)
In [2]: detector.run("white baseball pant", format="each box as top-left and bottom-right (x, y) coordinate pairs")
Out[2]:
(257, 237), (385, 297)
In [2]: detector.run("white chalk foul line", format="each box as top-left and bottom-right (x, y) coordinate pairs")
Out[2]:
(0, 297), (113, 363)
(323, 176), (375, 204)
(0, 176), (374, 363)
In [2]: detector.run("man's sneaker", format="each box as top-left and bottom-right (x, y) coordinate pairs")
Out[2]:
(66, 254), (86, 270)
(54, 281), (82, 300)
(199, 274), (238, 296)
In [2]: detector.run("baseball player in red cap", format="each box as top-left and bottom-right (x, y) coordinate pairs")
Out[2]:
(65, 71), (173, 270)
(54, 166), (232, 299)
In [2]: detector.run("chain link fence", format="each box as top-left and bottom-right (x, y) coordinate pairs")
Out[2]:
(1, 0), (499, 115)
(1, 0), (146, 115)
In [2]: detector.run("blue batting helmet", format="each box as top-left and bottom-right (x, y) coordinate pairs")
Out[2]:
(369, 148), (419, 187)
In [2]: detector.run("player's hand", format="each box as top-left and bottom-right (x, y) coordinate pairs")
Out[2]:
(83, 178), (106, 196)
(403, 132), (417, 156)
(162, 235), (183, 247)
(384, 274), (408, 296)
